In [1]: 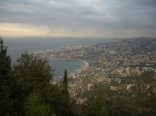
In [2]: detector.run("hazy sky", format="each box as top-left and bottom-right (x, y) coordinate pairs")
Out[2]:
(0, 0), (156, 38)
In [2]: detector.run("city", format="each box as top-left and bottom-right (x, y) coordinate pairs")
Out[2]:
(31, 38), (156, 79)
(31, 38), (156, 103)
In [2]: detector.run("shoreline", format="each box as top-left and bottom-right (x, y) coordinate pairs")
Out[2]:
(49, 56), (89, 68)
(77, 59), (89, 68)
(49, 56), (89, 79)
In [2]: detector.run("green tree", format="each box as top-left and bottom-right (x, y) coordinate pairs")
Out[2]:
(45, 85), (74, 116)
(87, 87), (109, 116)
(24, 90), (54, 116)
(11, 53), (54, 115)
(0, 37), (12, 116)
(53, 69), (75, 116)
(63, 69), (68, 94)
(131, 71), (156, 115)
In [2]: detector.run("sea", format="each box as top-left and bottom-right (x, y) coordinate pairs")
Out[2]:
(3, 37), (123, 78)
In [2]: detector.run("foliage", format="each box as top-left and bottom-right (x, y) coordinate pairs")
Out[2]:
(0, 37), (12, 116)
(11, 52), (74, 116)
(12, 52), (54, 95)
(24, 90), (53, 116)
(86, 86), (109, 116)
(45, 85), (75, 116)
(131, 71), (156, 115)
(63, 69), (68, 95)
(11, 52), (54, 115)
(13, 53), (53, 88)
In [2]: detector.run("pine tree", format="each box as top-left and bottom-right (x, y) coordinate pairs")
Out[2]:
(0, 36), (11, 82)
(0, 37), (12, 115)
(64, 69), (68, 89)
(63, 69), (68, 94)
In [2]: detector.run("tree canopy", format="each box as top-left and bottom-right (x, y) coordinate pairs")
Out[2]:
(0, 37), (12, 116)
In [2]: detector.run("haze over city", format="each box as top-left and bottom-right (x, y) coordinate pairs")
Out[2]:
(0, 0), (156, 38)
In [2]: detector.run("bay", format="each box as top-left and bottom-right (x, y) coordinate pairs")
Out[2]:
(3, 37), (122, 78)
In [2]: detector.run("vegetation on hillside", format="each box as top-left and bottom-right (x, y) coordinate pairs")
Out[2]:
(0, 37), (156, 116)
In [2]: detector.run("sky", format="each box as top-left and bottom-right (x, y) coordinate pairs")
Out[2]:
(0, 0), (156, 38)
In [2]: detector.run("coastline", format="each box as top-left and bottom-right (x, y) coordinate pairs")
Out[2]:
(78, 59), (89, 68)
(49, 56), (88, 79)
(49, 56), (89, 68)
(68, 59), (89, 79)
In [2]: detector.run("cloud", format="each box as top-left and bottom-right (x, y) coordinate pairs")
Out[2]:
(0, 0), (156, 37)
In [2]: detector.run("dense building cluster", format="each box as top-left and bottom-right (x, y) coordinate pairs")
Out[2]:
(31, 38), (156, 104)
(32, 38), (156, 79)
